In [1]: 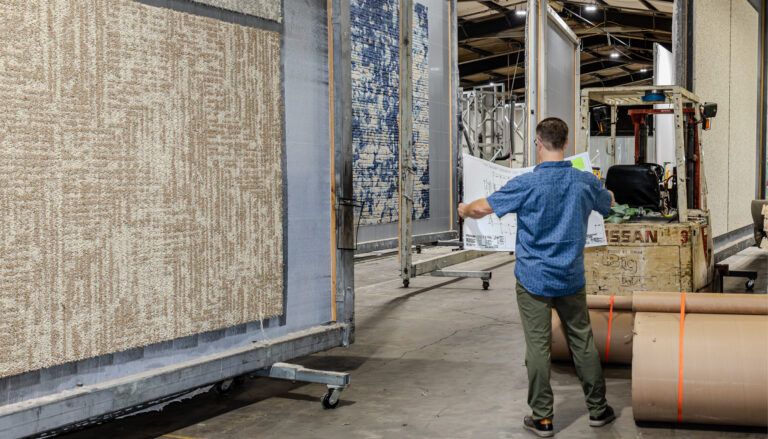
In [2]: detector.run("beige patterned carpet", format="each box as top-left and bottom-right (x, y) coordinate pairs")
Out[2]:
(0, 0), (284, 378)
(192, 0), (282, 22)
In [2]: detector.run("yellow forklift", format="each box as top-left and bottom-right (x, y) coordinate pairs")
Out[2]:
(577, 86), (716, 295)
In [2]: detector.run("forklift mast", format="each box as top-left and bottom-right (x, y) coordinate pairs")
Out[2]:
(627, 107), (702, 210)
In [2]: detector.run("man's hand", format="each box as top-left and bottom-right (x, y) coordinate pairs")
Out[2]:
(608, 190), (616, 207)
(458, 198), (494, 219)
(458, 202), (469, 219)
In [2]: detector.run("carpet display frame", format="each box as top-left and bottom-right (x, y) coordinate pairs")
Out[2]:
(0, 0), (289, 379)
(351, 0), (431, 226)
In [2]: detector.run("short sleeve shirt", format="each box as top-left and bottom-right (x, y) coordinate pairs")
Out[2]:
(486, 161), (612, 297)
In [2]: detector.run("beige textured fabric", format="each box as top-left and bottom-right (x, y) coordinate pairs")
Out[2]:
(0, 0), (284, 378)
(192, 0), (282, 22)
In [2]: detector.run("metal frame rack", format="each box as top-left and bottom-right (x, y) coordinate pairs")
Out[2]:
(460, 83), (512, 162)
(399, 0), (493, 290)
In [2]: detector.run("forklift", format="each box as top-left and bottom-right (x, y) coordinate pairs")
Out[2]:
(577, 86), (717, 295)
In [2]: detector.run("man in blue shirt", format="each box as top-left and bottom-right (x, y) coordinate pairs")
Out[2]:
(458, 118), (616, 437)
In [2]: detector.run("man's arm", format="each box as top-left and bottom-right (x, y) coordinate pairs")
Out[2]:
(460, 175), (526, 220)
(592, 178), (615, 216)
(458, 198), (494, 219)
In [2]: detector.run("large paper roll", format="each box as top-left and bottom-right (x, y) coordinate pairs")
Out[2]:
(551, 310), (634, 364)
(586, 294), (632, 310)
(632, 312), (768, 427)
(631, 292), (768, 315)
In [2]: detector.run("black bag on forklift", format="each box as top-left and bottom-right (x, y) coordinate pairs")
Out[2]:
(605, 164), (664, 211)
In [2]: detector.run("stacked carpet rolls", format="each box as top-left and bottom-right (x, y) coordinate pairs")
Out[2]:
(552, 292), (768, 427)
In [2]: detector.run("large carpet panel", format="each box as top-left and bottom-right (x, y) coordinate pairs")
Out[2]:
(0, 0), (284, 377)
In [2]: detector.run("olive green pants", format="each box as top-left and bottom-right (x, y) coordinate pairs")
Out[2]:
(515, 280), (608, 420)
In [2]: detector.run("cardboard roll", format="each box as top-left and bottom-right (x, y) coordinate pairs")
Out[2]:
(632, 312), (768, 427)
(552, 293), (768, 366)
(551, 309), (633, 365)
(586, 292), (768, 315)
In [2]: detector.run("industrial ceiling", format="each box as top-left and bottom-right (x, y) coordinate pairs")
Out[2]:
(458, 0), (674, 94)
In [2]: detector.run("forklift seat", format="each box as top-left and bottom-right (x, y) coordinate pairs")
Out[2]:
(605, 164), (663, 211)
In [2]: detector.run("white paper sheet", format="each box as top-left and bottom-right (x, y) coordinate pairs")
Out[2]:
(462, 153), (607, 252)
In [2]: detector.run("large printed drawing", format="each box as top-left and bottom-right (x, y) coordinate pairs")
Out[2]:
(351, 0), (430, 225)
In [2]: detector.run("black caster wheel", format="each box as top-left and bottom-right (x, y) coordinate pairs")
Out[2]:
(746, 279), (755, 291)
(403, 279), (410, 288)
(482, 281), (490, 290)
(214, 378), (235, 395)
(214, 376), (244, 395)
(416, 245), (422, 254)
(321, 388), (341, 409)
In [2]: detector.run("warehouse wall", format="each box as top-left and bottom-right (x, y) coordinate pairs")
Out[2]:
(353, 0), (454, 243)
(693, 0), (760, 237)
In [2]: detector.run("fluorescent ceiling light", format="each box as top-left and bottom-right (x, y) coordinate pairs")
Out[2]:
(515, 9), (527, 16)
(640, 68), (648, 73)
(584, 5), (597, 12)
(610, 52), (620, 58)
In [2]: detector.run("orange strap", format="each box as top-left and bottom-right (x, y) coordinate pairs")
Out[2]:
(677, 291), (687, 423)
(603, 295), (615, 362)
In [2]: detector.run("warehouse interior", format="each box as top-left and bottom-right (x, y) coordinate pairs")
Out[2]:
(0, 0), (766, 438)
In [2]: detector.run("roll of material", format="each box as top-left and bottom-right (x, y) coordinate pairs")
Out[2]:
(632, 312), (768, 427)
(631, 292), (768, 315)
(586, 294), (632, 310)
(551, 310), (634, 365)
(553, 293), (768, 366)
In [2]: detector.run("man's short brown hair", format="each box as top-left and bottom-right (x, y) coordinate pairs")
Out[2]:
(536, 117), (569, 151)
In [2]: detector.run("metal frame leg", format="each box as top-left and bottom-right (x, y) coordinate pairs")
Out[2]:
(714, 264), (758, 292)
(431, 270), (492, 290)
(254, 362), (350, 409)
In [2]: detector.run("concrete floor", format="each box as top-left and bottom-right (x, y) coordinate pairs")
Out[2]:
(63, 249), (767, 439)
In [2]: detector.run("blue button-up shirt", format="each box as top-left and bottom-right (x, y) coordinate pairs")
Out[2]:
(486, 161), (612, 297)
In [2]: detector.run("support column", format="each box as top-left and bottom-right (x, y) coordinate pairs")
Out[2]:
(399, 0), (414, 287)
(672, 0), (694, 89)
(758, 0), (767, 198)
(330, 0), (354, 340)
(674, 93), (689, 222)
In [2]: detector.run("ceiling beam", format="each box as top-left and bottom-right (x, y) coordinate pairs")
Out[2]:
(479, 0), (510, 15)
(458, 12), (526, 41)
(459, 50), (525, 77)
(559, 2), (672, 30)
(582, 70), (653, 87)
(460, 5), (670, 42)
(580, 59), (631, 75)
(638, 0), (658, 12)
(464, 74), (527, 92)
(459, 43), (494, 57)
(581, 34), (668, 53)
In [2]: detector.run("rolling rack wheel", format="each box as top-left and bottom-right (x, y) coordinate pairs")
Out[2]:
(746, 279), (756, 291)
(214, 377), (239, 395)
(321, 386), (343, 409)
(482, 280), (490, 290)
(403, 279), (409, 288)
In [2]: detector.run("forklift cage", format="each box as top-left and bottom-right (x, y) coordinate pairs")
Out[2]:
(576, 85), (710, 223)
